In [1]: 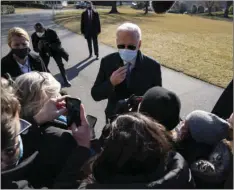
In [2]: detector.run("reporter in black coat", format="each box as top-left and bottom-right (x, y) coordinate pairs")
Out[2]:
(212, 79), (233, 120)
(31, 22), (71, 86)
(91, 23), (162, 121)
(1, 27), (47, 79)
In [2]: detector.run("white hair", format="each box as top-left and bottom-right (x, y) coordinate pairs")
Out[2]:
(116, 22), (142, 42)
(14, 72), (61, 118)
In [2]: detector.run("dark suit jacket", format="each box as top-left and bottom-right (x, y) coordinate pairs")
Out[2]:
(31, 28), (69, 61)
(1, 52), (47, 79)
(91, 51), (162, 118)
(81, 9), (101, 37)
(212, 79), (233, 119)
(31, 28), (61, 53)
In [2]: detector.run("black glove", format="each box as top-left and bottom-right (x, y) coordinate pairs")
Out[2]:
(191, 140), (232, 184)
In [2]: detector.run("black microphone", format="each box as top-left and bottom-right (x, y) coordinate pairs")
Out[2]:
(151, 1), (175, 14)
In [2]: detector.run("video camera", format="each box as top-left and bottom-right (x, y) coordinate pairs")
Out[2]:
(38, 39), (52, 56)
(106, 95), (142, 124)
(115, 94), (143, 115)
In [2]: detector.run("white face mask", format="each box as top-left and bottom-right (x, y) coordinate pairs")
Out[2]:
(36, 32), (45, 38)
(118, 49), (138, 63)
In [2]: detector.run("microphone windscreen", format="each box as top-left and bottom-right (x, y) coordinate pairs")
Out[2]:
(151, 1), (175, 14)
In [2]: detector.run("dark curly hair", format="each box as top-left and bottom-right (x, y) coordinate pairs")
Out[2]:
(92, 112), (172, 183)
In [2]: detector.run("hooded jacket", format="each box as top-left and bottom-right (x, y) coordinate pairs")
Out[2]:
(78, 151), (195, 189)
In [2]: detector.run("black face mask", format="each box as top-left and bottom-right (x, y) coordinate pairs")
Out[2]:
(11, 48), (30, 59)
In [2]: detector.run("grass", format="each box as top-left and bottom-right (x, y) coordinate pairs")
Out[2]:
(15, 7), (43, 14)
(54, 7), (233, 88)
(198, 12), (233, 22)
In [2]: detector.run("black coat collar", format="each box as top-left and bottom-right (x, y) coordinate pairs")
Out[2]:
(1, 151), (38, 180)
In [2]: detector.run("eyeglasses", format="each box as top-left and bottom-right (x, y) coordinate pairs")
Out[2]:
(117, 44), (137, 51)
(2, 119), (32, 170)
(2, 119), (31, 157)
(15, 118), (32, 137)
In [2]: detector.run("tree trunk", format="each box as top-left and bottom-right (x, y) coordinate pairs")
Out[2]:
(208, 7), (212, 15)
(119, 1), (122, 6)
(109, 1), (119, 14)
(205, 1), (214, 16)
(224, 1), (233, 18)
(144, 1), (149, 14)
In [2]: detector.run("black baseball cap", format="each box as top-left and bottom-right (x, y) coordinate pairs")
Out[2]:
(34, 23), (44, 32)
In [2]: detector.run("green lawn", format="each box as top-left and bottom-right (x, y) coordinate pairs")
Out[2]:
(54, 7), (233, 88)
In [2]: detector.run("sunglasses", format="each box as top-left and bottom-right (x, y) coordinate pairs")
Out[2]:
(117, 44), (137, 51)
(34, 71), (46, 87)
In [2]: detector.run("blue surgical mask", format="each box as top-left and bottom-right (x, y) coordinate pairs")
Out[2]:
(16, 135), (24, 165)
(119, 49), (138, 63)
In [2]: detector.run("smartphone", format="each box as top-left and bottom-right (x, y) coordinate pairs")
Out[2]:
(66, 97), (81, 127)
(86, 115), (97, 129)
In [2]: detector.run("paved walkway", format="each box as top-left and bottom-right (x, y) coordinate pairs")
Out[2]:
(1, 11), (223, 137)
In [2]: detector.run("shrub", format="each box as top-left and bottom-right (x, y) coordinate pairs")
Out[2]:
(191, 5), (197, 14)
(1, 5), (15, 15)
(197, 5), (205, 13)
(229, 5), (233, 15)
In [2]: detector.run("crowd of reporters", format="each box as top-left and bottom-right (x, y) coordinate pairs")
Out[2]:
(1, 70), (233, 189)
(1, 15), (233, 189)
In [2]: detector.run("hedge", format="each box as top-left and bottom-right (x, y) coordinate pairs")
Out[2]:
(1, 5), (15, 15)
(229, 5), (233, 15)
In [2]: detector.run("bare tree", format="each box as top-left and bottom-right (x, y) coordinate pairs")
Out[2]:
(109, 1), (119, 14)
(204, 1), (215, 15)
(224, 1), (233, 18)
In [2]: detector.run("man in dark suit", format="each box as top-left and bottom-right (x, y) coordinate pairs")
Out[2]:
(1, 27), (47, 80)
(31, 23), (71, 87)
(81, 2), (101, 59)
(91, 23), (162, 123)
(212, 79), (233, 119)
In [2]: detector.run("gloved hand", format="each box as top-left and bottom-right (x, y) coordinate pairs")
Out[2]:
(191, 140), (232, 184)
(38, 40), (44, 51)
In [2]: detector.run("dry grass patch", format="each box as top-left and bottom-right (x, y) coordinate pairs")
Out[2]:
(54, 7), (233, 88)
(15, 8), (43, 14)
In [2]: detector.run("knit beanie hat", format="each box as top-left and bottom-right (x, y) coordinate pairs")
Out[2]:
(139, 87), (181, 130)
(186, 110), (230, 145)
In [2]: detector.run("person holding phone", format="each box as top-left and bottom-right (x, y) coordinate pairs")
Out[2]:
(1, 77), (71, 189)
(91, 22), (162, 123)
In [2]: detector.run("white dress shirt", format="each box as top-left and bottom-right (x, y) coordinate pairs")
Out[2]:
(88, 10), (92, 20)
(17, 58), (31, 74)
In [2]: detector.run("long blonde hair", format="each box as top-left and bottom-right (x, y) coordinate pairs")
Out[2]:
(14, 72), (61, 118)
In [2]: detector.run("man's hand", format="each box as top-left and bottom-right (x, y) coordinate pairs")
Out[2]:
(227, 113), (233, 127)
(38, 40), (44, 51)
(34, 95), (68, 125)
(70, 104), (91, 148)
(110, 66), (127, 86)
